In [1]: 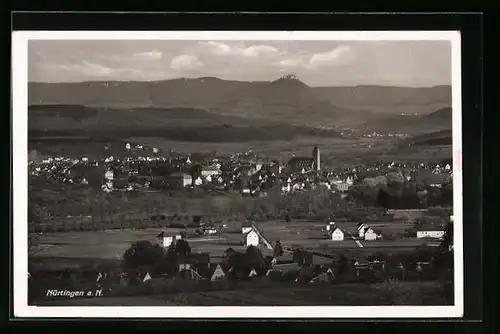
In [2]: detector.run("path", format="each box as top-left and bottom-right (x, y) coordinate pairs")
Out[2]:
(346, 231), (364, 248)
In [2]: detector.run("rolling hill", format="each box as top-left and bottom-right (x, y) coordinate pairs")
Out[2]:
(361, 107), (452, 134)
(28, 76), (452, 128)
(401, 129), (453, 146)
(28, 104), (343, 143)
(314, 85), (451, 109)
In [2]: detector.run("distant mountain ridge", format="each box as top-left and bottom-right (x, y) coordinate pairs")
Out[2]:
(29, 76), (452, 127)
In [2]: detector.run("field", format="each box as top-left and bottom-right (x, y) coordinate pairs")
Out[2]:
(36, 281), (447, 306)
(30, 219), (427, 270)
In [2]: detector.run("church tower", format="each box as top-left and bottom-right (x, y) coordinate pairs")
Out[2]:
(312, 146), (320, 171)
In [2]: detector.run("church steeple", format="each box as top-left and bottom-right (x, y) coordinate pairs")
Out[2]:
(312, 146), (320, 171)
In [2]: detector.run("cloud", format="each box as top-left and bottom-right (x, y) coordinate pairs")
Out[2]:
(170, 55), (204, 71)
(133, 50), (163, 60)
(243, 45), (282, 58)
(199, 41), (284, 59)
(308, 45), (354, 68)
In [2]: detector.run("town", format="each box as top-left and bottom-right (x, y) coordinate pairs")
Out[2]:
(28, 142), (454, 306)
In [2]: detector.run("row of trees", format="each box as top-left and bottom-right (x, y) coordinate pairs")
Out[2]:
(349, 182), (453, 209)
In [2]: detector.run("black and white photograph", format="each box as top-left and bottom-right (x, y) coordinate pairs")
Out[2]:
(13, 31), (463, 318)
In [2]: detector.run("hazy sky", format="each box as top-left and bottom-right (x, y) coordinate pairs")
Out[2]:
(28, 40), (452, 87)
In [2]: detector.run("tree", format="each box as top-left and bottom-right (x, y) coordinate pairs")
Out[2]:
(175, 237), (191, 257)
(273, 240), (284, 257)
(122, 241), (165, 273)
(336, 254), (349, 276)
(292, 249), (313, 266)
(244, 245), (267, 273)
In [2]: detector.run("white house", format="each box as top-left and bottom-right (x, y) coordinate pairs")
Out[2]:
(125, 143), (131, 150)
(329, 227), (345, 241)
(105, 170), (114, 180)
(204, 226), (218, 235)
(245, 229), (260, 247)
(201, 165), (221, 178)
(194, 176), (203, 186)
(156, 231), (182, 248)
(416, 225), (445, 239)
(153, 148), (159, 153)
(363, 227), (378, 241)
(333, 182), (349, 192)
(346, 176), (354, 186)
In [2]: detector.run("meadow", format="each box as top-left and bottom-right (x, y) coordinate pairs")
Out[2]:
(30, 219), (427, 269)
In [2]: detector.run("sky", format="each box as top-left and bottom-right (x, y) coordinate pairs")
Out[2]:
(28, 40), (452, 87)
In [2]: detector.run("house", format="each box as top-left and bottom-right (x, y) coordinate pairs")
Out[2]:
(178, 253), (210, 272)
(245, 229), (260, 247)
(204, 226), (218, 235)
(194, 176), (203, 186)
(210, 264), (226, 281)
(201, 165), (221, 178)
(363, 227), (378, 241)
(156, 231), (182, 248)
(354, 260), (370, 277)
(142, 272), (152, 283)
(169, 173), (192, 189)
(416, 224), (445, 239)
(125, 143), (131, 150)
(104, 170), (114, 181)
(345, 175), (354, 186)
(329, 227), (345, 241)
(333, 182), (349, 192)
(357, 223), (366, 238)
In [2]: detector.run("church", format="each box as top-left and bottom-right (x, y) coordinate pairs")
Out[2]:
(287, 146), (321, 173)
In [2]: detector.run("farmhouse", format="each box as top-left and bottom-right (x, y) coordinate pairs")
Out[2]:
(245, 229), (260, 247)
(156, 231), (182, 248)
(416, 224), (445, 239)
(329, 226), (345, 241)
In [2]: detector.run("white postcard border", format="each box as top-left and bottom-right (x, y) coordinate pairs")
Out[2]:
(12, 30), (463, 318)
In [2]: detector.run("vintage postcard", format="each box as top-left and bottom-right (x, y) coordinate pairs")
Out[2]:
(12, 30), (463, 318)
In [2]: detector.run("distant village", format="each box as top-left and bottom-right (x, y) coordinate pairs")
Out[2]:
(28, 142), (453, 197)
